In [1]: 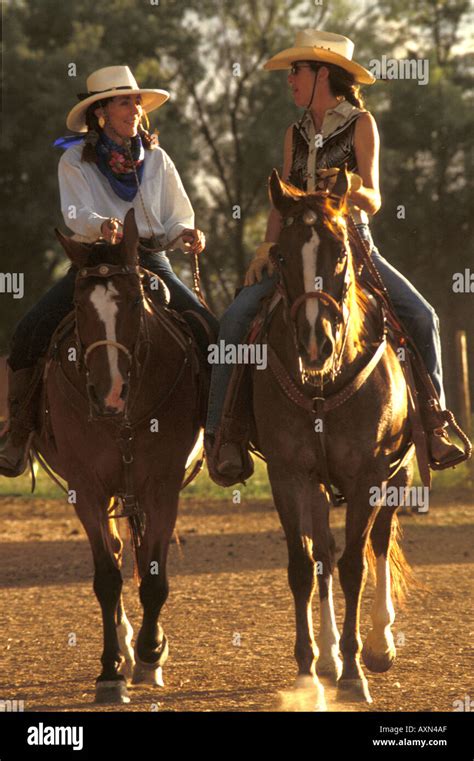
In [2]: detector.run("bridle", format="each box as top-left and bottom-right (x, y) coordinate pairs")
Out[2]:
(271, 202), (352, 385)
(74, 261), (146, 418)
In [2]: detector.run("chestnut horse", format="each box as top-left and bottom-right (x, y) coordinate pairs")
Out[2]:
(253, 169), (413, 708)
(35, 209), (201, 704)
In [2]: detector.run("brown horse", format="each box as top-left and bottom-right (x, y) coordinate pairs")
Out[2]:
(253, 169), (413, 708)
(35, 209), (201, 704)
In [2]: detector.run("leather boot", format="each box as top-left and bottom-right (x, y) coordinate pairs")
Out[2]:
(216, 441), (244, 479)
(204, 432), (252, 487)
(0, 366), (39, 477)
(423, 398), (469, 469)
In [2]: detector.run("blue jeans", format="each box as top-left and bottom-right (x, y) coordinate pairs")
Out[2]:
(206, 272), (277, 434)
(9, 251), (218, 371)
(357, 224), (445, 408)
(205, 227), (446, 434)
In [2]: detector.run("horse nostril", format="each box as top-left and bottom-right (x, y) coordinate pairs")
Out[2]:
(319, 336), (333, 361)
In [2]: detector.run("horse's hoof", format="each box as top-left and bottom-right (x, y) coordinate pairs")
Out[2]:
(293, 675), (327, 712)
(337, 676), (372, 704)
(95, 679), (130, 704)
(316, 655), (343, 685)
(132, 637), (169, 686)
(362, 641), (396, 673)
(132, 662), (165, 686)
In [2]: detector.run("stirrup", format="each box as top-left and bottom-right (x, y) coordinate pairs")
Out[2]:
(429, 427), (471, 471)
(0, 430), (35, 478)
(204, 434), (254, 488)
(428, 410), (472, 471)
(417, 397), (471, 470)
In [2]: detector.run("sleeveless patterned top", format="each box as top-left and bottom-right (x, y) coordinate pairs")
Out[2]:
(288, 99), (365, 192)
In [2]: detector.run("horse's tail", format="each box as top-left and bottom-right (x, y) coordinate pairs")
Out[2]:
(366, 515), (416, 607)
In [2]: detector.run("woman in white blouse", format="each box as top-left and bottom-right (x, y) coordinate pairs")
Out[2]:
(0, 66), (218, 477)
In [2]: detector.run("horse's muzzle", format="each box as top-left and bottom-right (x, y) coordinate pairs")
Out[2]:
(87, 383), (128, 418)
(298, 334), (334, 374)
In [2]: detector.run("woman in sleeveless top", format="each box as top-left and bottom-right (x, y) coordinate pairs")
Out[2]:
(205, 29), (464, 480)
(0, 66), (218, 477)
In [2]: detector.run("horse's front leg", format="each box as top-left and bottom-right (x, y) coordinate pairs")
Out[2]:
(337, 479), (379, 704)
(269, 467), (326, 710)
(312, 485), (342, 684)
(106, 515), (136, 681)
(131, 488), (179, 687)
(72, 486), (130, 704)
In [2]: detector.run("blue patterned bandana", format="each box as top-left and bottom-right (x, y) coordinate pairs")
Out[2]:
(95, 132), (145, 201)
(54, 132), (145, 202)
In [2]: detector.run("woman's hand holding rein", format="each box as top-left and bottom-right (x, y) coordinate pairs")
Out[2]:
(101, 217), (123, 244)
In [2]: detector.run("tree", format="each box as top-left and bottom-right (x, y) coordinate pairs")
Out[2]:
(1, 0), (471, 414)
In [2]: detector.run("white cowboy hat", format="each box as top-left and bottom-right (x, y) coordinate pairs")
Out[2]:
(263, 30), (376, 85)
(66, 66), (170, 132)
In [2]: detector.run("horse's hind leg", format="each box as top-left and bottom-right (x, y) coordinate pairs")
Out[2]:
(73, 489), (130, 704)
(312, 487), (342, 684)
(362, 464), (413, 673)
(361, 504), (397, 673)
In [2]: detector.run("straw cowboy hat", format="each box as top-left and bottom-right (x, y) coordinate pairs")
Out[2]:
(264, 30), (376, 85)
(66, 66), (170, 132)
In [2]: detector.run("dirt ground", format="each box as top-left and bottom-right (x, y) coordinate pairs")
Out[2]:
(0, 493), (472, 713)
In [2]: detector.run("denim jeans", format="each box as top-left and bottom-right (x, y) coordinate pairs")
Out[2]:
(9, 251), (218, 371)
(356, 224), (445, 408)
(205, 271), (277, 434)
(140, 251), (219, 355)
(205, 226), (446, 434)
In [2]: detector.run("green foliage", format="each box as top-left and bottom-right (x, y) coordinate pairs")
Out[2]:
(1, 0), (472, 406)
(1, 444), (471, 501)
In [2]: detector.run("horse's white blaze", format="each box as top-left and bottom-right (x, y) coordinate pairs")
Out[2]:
(89, 283), (124, 410)
(301, 229), (320, 359)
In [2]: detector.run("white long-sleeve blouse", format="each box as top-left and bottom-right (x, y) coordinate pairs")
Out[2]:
(58, 142), (195, 249)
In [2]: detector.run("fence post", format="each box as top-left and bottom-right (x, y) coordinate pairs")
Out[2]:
(454, 330), (471, 440)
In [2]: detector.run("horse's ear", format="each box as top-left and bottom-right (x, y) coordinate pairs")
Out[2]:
(120, 208), (139, 265)
(54, 229), (90, 268)
(331, 165), (350, 205)
(268, 169), (294, 216)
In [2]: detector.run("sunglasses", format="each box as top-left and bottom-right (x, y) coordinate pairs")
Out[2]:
(290, 63), (318, 76)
